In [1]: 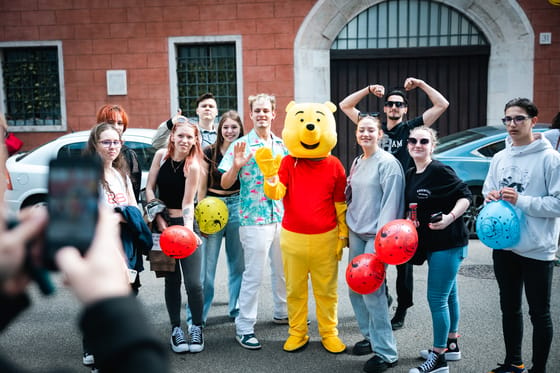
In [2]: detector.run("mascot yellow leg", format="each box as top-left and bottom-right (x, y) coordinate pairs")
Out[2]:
(281, 228), (345, 354)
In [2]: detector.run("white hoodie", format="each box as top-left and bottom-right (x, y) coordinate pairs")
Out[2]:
(483, 133), (560, 260)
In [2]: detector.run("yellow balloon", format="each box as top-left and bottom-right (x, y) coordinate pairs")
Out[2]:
(195, 197), (229, 234)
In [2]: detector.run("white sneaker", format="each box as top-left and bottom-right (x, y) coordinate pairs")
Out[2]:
(188, 324), (204, 353)
(170, 326), (189, 353)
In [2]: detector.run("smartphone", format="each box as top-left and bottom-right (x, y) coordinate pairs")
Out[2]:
(430, 211), (443, 223)
(45, 156), (101, 270)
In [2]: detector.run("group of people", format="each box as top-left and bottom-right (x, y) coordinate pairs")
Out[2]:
(0, 82), (559, 373)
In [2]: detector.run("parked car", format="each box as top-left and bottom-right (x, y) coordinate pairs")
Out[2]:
(433, 125), (549, 238)
(4, 128), (157, 217)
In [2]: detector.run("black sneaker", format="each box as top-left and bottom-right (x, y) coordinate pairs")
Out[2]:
(409, 350), (448, 373)
(488, 363), (527, 373)
(391, 307), (407, 330)
(170, 326), (189, 353)
(188, 324), (204, 353)
(363, 354), (398, 373)
(352, 339), (373, 356)
(420, 338), (461, 361)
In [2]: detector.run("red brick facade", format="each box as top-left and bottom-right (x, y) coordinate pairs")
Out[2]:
(0, 0), (558, 149)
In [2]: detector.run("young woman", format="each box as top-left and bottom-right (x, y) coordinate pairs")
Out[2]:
(345, 113), (405, 373)
(96, 104), (142, 202)
(82, 122), (138, 367)
(198, 110), (245, 324)
(84, 122), (136, 209)
(405, 126), (471, 373)
(145, 117), (205, 354)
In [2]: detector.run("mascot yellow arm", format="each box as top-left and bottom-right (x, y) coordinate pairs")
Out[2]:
(335, 201), (349, 261)
(254, 147), (286, 200)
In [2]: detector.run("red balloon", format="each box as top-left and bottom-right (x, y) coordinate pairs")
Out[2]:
(375, 219), (418, 265)
(346, 253), (386, 294)
(160, 225), (198, 259)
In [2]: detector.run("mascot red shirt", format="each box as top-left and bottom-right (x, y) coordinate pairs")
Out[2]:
(255, 101), (348, 354)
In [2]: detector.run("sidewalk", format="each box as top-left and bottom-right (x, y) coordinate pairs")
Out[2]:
(0, 239), (558, 372)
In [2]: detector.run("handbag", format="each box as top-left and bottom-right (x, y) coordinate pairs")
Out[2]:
(5, 132), (23, 156)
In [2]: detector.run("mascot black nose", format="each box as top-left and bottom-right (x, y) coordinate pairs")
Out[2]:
(306, 124), (315, 131)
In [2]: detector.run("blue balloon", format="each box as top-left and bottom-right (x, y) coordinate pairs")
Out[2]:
(476, 200), (520, 249)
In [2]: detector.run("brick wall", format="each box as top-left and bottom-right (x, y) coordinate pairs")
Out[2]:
(518, 0), (560, 123)
(0, 0), (558, 149)
(0, 0), (314, 149)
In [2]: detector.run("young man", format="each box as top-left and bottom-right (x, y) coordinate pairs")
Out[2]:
(219, 93), (288, 350)
(339, 78), (449, 342)
(483, 98), (560, 373)
(152, 92), (219, 149)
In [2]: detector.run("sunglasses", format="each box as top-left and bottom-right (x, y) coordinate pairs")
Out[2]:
(407, 137), (430, 145)
(384, 101), (406, 108)
(501, 115), (531, 126)
(358, 112), (380, 118)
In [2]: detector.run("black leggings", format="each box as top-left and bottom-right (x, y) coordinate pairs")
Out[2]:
(164, 217), (204, 327)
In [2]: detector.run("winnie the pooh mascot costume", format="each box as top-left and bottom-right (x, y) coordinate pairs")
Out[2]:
(255, 101), (348, 353)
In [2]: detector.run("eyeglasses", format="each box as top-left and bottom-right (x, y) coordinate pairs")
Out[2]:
(99, 140), (123, 147)
(501, 115), (531, 126)
(384, 101), (406, 108)
(407, 137), (430, 145)
(358, 112), (380, 119)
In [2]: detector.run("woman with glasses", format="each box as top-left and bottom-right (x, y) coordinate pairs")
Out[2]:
(96, 104), (142, 202)
(405, 126), (471, 373)
(145, 117), (205, 354)
(82, 122), (140, 368)
(85, 122), (136, 208)
(342, 110), (405, 373)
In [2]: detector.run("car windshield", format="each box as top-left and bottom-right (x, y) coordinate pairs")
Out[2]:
(434, 131), (487, 154)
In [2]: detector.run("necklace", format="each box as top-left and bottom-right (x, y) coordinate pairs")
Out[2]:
(171, 159), (184, 173)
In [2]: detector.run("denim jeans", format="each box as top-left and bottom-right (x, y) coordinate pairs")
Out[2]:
(426, 246), (467, 349)
(493, 250), (554, 372)
(235, 223), (287, 335)
(348, 230), (397, 363)
(201, 194), (244, 322)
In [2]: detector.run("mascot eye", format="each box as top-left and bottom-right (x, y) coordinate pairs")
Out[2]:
(316, 118), (321, 122)
(300, 118), (305, 123)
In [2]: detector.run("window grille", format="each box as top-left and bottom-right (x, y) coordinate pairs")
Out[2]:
(332, 0), (488, 50)
(176, 44), (237, 117)
(1, 47), (61, 126)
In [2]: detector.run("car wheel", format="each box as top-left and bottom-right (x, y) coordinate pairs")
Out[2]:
(463, 187), (483, 239)
(21, 195), (48, 210)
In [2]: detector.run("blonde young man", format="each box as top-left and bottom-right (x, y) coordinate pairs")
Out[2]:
(219, 94), (288, 350)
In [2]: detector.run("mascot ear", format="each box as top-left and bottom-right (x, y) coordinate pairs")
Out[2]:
(324, 101), (337, 113)
(286, 101), (296, 113)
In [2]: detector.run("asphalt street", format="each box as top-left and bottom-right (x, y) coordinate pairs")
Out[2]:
(1, 239), (558, 373)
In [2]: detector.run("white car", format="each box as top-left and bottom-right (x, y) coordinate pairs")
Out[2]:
(4, 128), (157, 217)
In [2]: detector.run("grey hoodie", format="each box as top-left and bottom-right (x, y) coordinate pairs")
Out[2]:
(483, 133), (560, 260)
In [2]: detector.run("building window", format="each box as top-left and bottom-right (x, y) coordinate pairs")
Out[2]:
(168, 36), (243, 120)
(332, 0), (488, 50)
(0, 41), (66, 131)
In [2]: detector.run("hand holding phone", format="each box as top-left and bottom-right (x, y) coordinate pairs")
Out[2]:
(430, 211), (443, 223)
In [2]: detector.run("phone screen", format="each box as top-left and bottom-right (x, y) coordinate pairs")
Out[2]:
(45, 157), (101, 269)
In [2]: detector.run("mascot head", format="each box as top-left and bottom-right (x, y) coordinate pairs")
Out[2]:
(282, 101), (338, 158)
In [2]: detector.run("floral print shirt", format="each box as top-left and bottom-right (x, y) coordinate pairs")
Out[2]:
(219, 129), (287, 226)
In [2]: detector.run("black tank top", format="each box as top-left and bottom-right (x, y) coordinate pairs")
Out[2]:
(156, 158), (185, 209)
